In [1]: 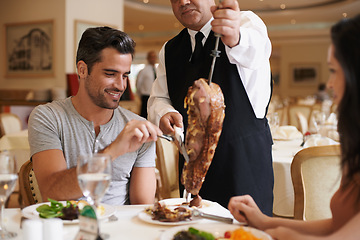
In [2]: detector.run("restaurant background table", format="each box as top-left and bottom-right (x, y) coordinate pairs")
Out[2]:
(4, 202), (238, 239)
(0, 130), (30, 172)
(272, 138), (303, 218)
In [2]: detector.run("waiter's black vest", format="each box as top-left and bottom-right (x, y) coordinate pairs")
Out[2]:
(165, 29), (274, 215)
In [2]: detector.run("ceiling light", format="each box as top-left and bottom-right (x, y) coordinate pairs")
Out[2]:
(342, 12), (348, 18)
(143, 0), (149, 3)
(280, 4), (286, 10)
(138, 24), (144, 30)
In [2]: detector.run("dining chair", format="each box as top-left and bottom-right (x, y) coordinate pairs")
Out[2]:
(296, 111), (309, 134)
(155, 138), (180, 200)
(291, 145), (341, 221)
(0, 113), (22, 138)
(18, 160), (43, 207)
(287, 104), (313, 131)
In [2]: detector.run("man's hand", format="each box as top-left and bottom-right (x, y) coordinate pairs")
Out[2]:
(210, 0), (241, 48)
(159, 112), (183, 135)
(104, 120), (162, 159)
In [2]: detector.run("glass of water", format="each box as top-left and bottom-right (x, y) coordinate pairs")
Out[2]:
(0, 152), (18, 239)
(313, 110), (326, 134)
(267, 112), (280, 135)
(76, 153), (112, 212)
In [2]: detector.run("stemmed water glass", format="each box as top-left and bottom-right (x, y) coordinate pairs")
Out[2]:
(0, 152), (18, 239)
(267, 112), (280, 136)
(313, 110), (326, 134)
(76, 153), (112, 215)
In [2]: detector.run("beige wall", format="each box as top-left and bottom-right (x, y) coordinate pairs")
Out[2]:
(0, 0), (124, 91)
(270, 30), (331, 98)
(65, 0), (124, 73)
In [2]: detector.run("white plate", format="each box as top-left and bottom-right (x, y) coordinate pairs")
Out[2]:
(138, 211), (201, 226)
(138, 198), (216, 226)
(157, 198), (216, 209)
(21, 201), (116, 224)
(160, 223), (273, 240)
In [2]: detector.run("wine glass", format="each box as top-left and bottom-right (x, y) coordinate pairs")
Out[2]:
(76, 153), (112, 213)
(267, 112), (280, 136)
(313, 110), (326, 134)
(0, 152), (18, 239)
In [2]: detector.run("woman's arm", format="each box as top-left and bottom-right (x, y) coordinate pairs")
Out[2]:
(229, 195), (333, 236)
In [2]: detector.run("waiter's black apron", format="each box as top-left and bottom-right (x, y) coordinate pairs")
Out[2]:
(165, 29), (274, 216)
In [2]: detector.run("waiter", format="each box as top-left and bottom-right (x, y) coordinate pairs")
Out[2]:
(148, 0), (273, 216)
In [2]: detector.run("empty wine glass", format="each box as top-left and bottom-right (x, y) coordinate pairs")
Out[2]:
(0, 152), (18, 239)
(267, 112), (280, 136)
(313, 110), (326, 134)
(76, 153), (112, 214)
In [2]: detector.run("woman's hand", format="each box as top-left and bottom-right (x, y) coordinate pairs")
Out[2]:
(228, 195), (270, 230)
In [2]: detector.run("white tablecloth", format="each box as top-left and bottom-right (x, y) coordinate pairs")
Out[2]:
(4, 202), (238, 240)
(0, 130), (29, 151)
(272, 138), (303, 218)
(0, 130), (30, 172)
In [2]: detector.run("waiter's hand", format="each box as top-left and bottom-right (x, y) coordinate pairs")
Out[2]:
(210, 0), (241, 48)
(159, 112), (183, 135)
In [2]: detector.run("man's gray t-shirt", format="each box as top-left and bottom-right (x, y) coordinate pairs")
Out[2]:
(28, 97), (155, 205)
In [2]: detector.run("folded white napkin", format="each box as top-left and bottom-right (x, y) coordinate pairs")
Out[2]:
(272, 125), (303, 140)
(326, 113), (338, 125)
(303, 135), (339, 148)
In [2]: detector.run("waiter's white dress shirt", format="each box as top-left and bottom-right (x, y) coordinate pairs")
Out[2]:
(148, 11), (272, 126)
(136, 64), (156, 96)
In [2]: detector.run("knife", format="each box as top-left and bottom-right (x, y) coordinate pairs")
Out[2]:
(190, 208), (233, 224)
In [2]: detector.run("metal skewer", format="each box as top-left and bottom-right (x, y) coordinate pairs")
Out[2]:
(208, 0), (223, 84)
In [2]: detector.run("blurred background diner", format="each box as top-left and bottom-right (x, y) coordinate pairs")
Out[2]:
(0, 0), (360, 239)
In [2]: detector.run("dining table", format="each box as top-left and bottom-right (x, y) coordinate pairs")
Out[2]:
(4, 200), (239, 240)
(0, 129), (30, 172)
(271, 138), (303, 218)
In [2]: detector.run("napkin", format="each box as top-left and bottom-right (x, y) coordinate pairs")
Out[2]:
(272, 125), (303, 140)
(303, 135), (339, 148)
(326, 113), (338, 125)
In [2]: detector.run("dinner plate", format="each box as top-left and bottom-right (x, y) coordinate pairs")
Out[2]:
(138, 211), (201, 226)
(137, 198), (216, 226)
(21, 201), (116, 224)
(160, 223), (273, 240)
(159, 198), (216, 208)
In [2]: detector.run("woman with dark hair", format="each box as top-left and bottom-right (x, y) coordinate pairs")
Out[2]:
(228, 14), (360, 240)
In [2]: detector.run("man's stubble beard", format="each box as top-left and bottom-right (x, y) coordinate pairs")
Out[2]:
(85, 75), (120, 110)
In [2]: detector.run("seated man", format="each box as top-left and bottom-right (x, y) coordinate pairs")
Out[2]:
(28, 27), (162, 205)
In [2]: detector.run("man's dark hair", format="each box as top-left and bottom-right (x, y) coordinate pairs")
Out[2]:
(76, 26), (136, 74)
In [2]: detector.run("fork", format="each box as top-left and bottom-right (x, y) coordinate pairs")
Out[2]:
(158, 134), (174, 142)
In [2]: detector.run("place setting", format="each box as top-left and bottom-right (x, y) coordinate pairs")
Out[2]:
(20, 153), (117, 239)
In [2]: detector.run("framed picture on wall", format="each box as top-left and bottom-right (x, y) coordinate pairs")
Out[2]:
(5, 20), (54, 78)
(290, 63), (320, 86)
